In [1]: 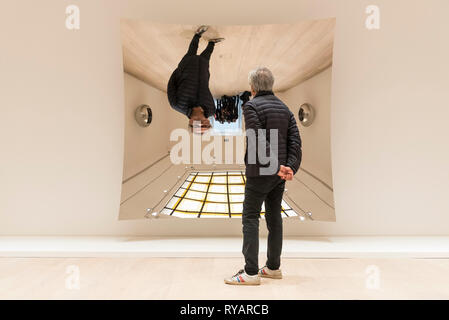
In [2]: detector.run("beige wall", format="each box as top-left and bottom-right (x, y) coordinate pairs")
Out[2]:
(277, 67), (333, 188)
(1, 0), (449, 236)
(123, 73), (170, 181)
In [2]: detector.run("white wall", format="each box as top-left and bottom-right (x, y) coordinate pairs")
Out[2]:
(1, 0), (449, 236)
(123, 73), (170, 181)
(0, 0), (124, 235)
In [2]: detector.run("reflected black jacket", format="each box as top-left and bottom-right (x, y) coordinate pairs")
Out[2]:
(167, 55), (215, 118)
(243, 91), (302, 177)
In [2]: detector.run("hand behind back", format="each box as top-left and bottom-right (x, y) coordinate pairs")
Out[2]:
(277, 165), (293, 181)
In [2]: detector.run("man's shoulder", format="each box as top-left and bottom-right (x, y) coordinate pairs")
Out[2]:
(251, 94), (283, 102)
(250, 95), (289, 110)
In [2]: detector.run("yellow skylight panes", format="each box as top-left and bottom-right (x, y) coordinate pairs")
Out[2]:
(230, 203), (243, 214)
(194, 175), (211, 183)
(185, 190), (206, 201)
(211, 176), (226, 184)
(228, 185), (244, 194)
(229, 194), (244, 203)
(161, 171), (297, 219)
(206, 193), (227, 202)
(203, 202), (228, 213)
(228, 176), (244, 184)
(208, 184), (227, 193)
(165, 197), (179, 209)
(177, 199), (202, 212)
(189, 183), (208, 192)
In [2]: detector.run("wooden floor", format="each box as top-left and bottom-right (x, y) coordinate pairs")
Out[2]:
(1, 257), (449, 299)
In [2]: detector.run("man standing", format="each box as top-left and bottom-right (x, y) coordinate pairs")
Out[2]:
(225, 67), (302, 285)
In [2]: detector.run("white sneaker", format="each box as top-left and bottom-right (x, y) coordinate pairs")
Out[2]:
(259, 266), (283, 279)
(209, 37), (225, 43)
(224, 269), (261, 285)
(195, 25), (209, 36)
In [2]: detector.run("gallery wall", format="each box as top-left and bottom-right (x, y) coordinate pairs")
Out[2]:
(1, 0), (449, 236)
(123, 73), (171, 181)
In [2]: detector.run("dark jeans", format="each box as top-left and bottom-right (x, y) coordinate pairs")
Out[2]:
(185, 33), (215, 60)
(175, 33), (214, 117)
(242, 175), (285, 275)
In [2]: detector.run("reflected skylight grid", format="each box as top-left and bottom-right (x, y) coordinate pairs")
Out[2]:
(161, 171), (298, 219)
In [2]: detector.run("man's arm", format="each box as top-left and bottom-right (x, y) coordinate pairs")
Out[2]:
(167, 70), (192, 118)
(285, 111), (302, 174)
(243, 104), (264, 162)
(243, 104), (262, 130)
(167, 71), (178, 108)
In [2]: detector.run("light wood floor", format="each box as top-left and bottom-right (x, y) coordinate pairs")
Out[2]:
(1, 257), (449, 299)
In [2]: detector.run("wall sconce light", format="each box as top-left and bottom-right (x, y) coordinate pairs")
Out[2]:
(135, 104), (152, 127)
(298, 103), (315, 127)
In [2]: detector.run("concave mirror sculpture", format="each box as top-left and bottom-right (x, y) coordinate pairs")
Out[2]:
(119, 19), (336, 222)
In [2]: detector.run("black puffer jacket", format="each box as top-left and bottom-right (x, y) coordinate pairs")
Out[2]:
(243, 91), (302, 177)
(167, 55), (215, 118)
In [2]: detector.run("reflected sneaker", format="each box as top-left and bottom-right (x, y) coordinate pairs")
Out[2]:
(209, 37), (225, 43)
(224, 269), (260, 286)
(195, 25), (209, 36)
(259, 266), (282, 279)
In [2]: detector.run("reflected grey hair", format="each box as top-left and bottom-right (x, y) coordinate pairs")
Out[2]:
(248, 67), (275, 92)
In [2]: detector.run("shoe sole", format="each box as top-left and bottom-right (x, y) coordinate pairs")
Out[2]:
(260, 274), (282, 279)
(224, 279), (260, 286)
(196, 26), (209, 35)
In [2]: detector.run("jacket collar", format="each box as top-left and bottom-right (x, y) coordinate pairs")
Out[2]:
(254, 90), (274, 98)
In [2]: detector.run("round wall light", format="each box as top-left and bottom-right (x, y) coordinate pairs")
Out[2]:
(135, 104), (152, 127)
(298, 103), (315, 127)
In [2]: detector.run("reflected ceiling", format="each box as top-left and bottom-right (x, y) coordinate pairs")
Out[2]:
(121, 19), (336, 96)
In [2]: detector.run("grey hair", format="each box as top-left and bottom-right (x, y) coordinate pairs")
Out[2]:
(248, 67), (274, 92)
